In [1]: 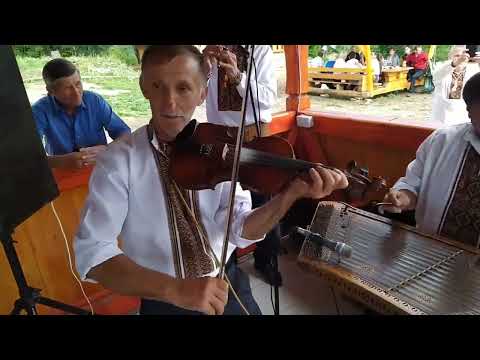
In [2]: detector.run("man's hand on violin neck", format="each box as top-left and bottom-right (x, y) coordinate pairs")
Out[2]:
(171, 277), (229, 315)
(287, 167), (349, 201)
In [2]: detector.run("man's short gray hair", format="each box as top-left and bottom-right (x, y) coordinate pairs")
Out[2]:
(140, 45), (207, 84)
(42, 58), (78, 89)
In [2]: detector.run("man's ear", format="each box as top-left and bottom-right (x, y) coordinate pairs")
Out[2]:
(139, 73), (149, 99)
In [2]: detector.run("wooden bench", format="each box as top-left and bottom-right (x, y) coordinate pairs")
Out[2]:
(308, 67), (366, 90)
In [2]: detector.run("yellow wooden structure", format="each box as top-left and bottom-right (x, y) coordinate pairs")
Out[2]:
(272, 45), (284, 53)
(308, 45), (437, 98)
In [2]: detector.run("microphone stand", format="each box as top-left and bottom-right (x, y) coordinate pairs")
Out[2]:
(1, 221), (91, 315)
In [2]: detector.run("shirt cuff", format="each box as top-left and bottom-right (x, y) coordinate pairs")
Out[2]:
(75, 241), (124, 283)
(230, 209), (265, 249)
(392, 182), (419, 197)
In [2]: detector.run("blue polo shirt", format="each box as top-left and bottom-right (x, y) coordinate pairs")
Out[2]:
(32, 90), (131, 155)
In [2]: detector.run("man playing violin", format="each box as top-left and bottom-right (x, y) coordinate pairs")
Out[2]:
(73, 45), (348, 315)
(382, 72), (480, 248)
(202, 44), (284, 287)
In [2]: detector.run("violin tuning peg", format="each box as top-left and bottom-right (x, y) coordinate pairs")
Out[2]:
(346, 160), (356, 171)
(359, 168), (369, 177)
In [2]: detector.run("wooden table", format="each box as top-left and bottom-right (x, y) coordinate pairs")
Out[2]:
(381, 66), (413, 82)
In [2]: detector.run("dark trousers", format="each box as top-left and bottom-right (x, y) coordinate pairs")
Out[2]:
(139, 257), (262, 315)
(251, 193), (282, 268)
(409, 69), (426, 90)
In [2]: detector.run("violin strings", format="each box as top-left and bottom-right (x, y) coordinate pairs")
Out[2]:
(227, 145), (313, 171)
(226, 145), (352, 180)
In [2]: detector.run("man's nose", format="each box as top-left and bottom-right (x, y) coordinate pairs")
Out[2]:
(73, 86), (82, 98)
(162, 91), (177, 111)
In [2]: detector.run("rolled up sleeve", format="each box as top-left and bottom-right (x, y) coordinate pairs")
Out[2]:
(74, 151), (129, 282)
(214, 183), (265, 249)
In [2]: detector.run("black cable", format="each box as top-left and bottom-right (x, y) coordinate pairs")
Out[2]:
(270, 281), (275, 313)
(248, 48), (261, 138)
(252, 55), (262, 136)
(248, 88), (260, 137)
(253, 56), (261, 131)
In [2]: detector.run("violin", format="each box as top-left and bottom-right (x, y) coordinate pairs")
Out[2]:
(169, 120), (386, 200)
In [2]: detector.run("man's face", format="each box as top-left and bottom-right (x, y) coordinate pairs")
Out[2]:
(389, 49), (395, 56)
(405, 47), (411, 54)
(50, 71), (83, 109)
(468, 102), (480, 136)
(141, 55), (206, 142)
(416, 47), (423, 55)
(452, 49), (466, 64)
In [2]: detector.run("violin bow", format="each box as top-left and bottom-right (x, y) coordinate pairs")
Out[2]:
(217, 45), (256, 279)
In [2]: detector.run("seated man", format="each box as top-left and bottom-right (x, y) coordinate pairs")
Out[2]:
(32, 58), (131, 169)
(381, 73), (480, 248)
(406, 46), (428, 92)
(73, 45), (348, 315)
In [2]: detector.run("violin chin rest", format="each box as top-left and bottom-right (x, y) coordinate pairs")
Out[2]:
(175, 119), (198, 145)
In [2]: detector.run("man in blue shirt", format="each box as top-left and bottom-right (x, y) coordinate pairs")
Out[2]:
(32, 58), (131, 169)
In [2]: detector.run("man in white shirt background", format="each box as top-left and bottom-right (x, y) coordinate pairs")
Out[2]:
(202, 45), (284, 287)
(381, 73), (480, 248)
(73, 45), (348, 315)
(431, 45), (480, 126)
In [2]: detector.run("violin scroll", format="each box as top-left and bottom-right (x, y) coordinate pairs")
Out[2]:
(344, 160), (387, 206)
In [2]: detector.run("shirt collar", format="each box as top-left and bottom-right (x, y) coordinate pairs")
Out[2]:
(51, 94), (87, 113)
(462, 123), (480, 151)
(148, 123), (170, 155)
(150, 126), (161, 151)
